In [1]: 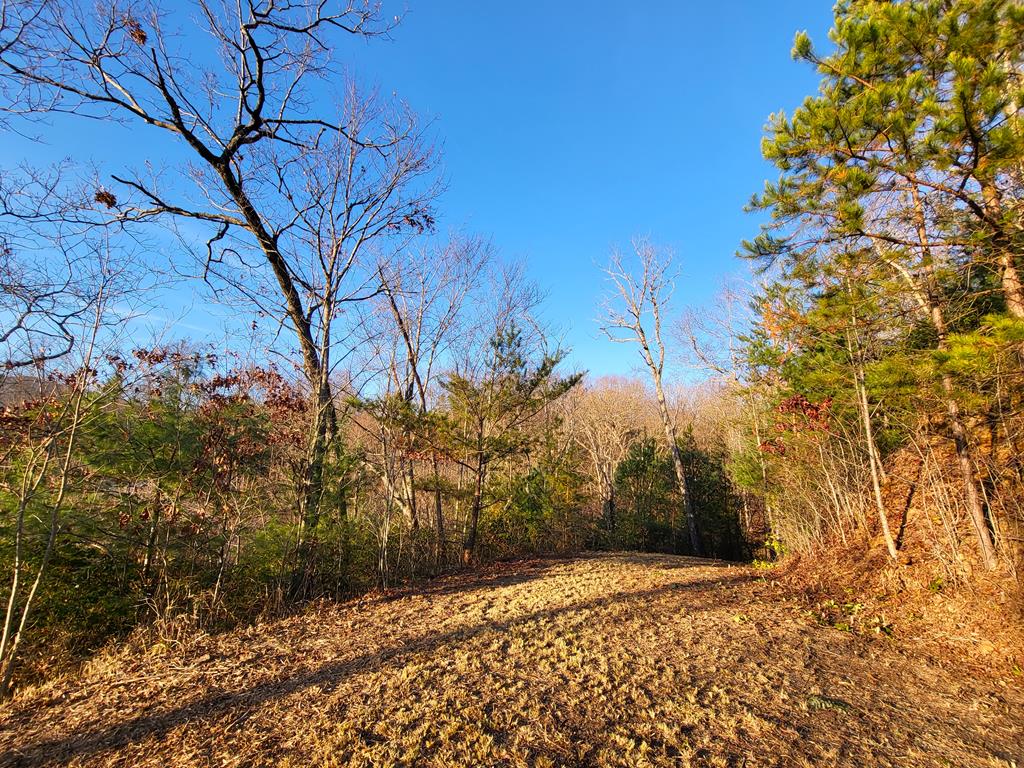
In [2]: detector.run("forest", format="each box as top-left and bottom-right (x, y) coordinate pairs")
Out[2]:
(0, 2), (1022, 764)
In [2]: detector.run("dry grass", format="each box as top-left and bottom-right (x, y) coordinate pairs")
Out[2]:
(775, 540), (1024, 668)
(1, 553), (1021, 767)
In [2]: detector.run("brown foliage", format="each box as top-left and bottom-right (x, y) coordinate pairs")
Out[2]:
(93, 190), (117, 209)
(122, 15), (147, 45)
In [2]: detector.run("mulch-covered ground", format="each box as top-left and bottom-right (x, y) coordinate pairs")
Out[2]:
(1, 553), (1021, 767)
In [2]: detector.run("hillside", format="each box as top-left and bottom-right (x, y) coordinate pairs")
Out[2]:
(1, 553), (1020, 767)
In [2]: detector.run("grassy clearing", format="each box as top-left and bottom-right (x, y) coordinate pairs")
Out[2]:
(0, 553), (1020, 767)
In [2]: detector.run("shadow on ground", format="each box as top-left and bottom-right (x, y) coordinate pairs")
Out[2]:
(2, 560), (754, 767)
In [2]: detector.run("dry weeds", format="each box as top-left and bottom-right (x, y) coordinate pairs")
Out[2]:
(0, 553), (1020, 767)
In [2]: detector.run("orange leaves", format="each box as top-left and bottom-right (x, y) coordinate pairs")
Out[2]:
(123, 15), (148, 46)
(94, 189), (118, 209)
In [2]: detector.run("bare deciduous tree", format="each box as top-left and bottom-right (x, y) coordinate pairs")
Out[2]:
(0, 1), (440, 590)
(0, 164), (120, 372)
(566, 377), (652, 532)
(675, 280), (777, 541)
(365, 237), (490, 565)
(0, 239), (129, 699)
(599, 238), (702, 555)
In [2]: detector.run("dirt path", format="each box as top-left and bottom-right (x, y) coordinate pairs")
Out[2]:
(1, 553), (1021, 767)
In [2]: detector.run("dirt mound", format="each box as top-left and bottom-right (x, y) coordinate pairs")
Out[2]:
(1, 553), (1021, 767)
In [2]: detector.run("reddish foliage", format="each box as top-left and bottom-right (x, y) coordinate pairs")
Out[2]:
(758, 394), (832, 456)
(777, 394), (832, 432)
(758, 438), (786, 456)
(94, 189), (118, 209)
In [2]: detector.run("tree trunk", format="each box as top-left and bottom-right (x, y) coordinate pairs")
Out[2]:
(1000, 252), (1024, 318)
(750, 407), (775, 536)
(215, 161), (338, 592)
(404, 460), (419, 530)
(605, 484), (616, 533)
(1, 311), (98, 700)
(908, 187), (998, 568)
(142, 489), (162, 588)
(843, 291), (898, 561)
(930, 279), (998, 570)
(432, 459), (445, 570)
(852, 337), (898, 560)
(980, 180), (1024, 318)
(651, 374), (702, 555)
(462, 454), (486, 565)
(291, 382), (334, 598)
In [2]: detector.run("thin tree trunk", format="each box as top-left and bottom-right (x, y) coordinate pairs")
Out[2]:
(462, 453), (486, 565)
(847, 326), (898, 560)
(841, 280), (897, 558)
(607, 483), (616, 533)
(816, 440), (849, 545)
(432, 458), (445, 569)
(908, 187), (998, 568)
(0, 289), (103, 699)
(0, 450), (50, 697)
(405, 461), (419, 530)
(143, 489), (162, 588)
(648, 369), (701, 555)
(1, 391), (87, 697)
(750, 407), (775, 536)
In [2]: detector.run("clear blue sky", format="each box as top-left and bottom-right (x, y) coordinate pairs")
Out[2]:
(354, 1), (834, 376)
(3, 1), (835, 378)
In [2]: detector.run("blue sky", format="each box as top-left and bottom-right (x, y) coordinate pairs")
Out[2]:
(354, 1), (834, 376)
(3, 1), (835, 379)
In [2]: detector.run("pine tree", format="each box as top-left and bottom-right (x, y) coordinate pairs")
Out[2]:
(744, 0), (1024, 567)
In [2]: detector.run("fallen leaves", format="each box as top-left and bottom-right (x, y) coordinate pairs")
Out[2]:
(0, 554), (1020, 767)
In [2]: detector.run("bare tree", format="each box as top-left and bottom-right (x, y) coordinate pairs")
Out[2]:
(0, 238), (129, 699)
(676, 280), (778, 542)
(0, 164), (120, 372)
(0, 1), (440, 590)
(599, 238), (702, 555)
(566, 377), (652, 532)
(364, 237), (490, 564)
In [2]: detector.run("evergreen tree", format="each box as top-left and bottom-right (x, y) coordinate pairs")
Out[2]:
(743, 0), (1024, 567)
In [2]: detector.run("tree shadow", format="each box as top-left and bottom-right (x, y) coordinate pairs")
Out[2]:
(401, 557), (563, 599)
(1, 569), (756, 767)
(614, 552), (737, 569)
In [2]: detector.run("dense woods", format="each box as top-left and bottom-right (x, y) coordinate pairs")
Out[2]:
(0, 0), (1022, 700)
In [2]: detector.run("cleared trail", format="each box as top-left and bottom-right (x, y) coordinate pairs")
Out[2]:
(1, 553), (1020, 767)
